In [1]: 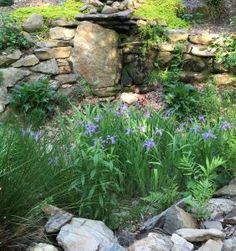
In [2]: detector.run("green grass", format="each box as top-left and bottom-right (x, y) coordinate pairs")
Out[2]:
(12, 0), (83, 21)
(134, 0), (189, 28)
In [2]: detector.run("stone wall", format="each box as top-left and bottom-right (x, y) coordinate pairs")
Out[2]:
(121, 29), (236, 93)
(0, 20), (235, 113)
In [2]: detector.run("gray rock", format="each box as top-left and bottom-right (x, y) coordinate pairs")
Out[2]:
(12, 55), (39, 67)
(36, 40), (71, 48)
(207, 198), (236, 220)
(176, 228), (225, 242)
(45, 212), (73, 233)
(22, 14), (44, 32)
(223, 237), (236, 251)
(190, 45), (215, 57)
(72, 21), (121, 95)
(50, 18), (79, 27)
(224, 208), (236, 225)
(49, 27), (75, 40)
(0, 68), (31, 87)
(202, 221), (223, 231)
(0, 50), (22, 67)
(75, 9), (132, 21)
(57, 217), (124, 251)
(55, 74), (79, 84)
(102, 5), (118, 14)
(171, 233), (194, 251)
(34, 48), (53, 60)
(23, 73), (47, 83)
(189, 33), (218, 45)
(0, 87), (8, 113)
(216, 181), (236, 197)
(27, 243), (59, 251)
(196, 239), (223, 251)
(89, 0), (104, 7)
(128, 232), (173, 251)
(166, 29), (188, 43)
(31, 59), (59, 75)
(163, 206), (198, 234)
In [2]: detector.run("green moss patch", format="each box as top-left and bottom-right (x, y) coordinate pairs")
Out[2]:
(12, 0), (83, 21)
(134, 0), (189, 28)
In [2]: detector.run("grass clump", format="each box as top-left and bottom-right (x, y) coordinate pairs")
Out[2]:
(12, 0), (83, 21)
(134, 0), (189, 28)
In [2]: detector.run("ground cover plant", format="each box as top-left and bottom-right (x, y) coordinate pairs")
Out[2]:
(12, 0), (83, 21)
(134, 0), (189, 28)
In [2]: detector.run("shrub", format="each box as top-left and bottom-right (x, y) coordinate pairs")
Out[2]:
(0, 0), (13, 6)
(0, 13), (30, 51)
(9, 79), (63, 121)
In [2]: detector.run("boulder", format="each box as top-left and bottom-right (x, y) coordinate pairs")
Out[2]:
(0, 50), (22, 67)
(22, 14), (44, 32)
(89, 0), (104, 7)
(49, 27), (75, 40)
(45, 212), (73, 233)
(128, 232), (173, 251)
(27, 243), (58, 251)
(189, 33), (218, 45)
(50, 19), (79, 27)
(163, 206), (198, 234)
(57, 217), (125, 251)
(158, 52), (173, 67)
(223, 237), (236, 251)
(171, 233), (194, 251)
(176, 228), (225, 242)
(52, 47), (72, 59)
(120, 92), (139, 104)
(196, 239), (223, 251)
(12, 55), (39, 67)
(224, 208), (236, 225)
(206, 198), (236, 220)
(72, 21), (121, 96)
(166, 29), (188, 43)
(31, 59), (59, 75)
(0, 68), (31, 87)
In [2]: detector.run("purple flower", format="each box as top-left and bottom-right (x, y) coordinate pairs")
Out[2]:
(198, 115), (206, 122)
(48, 157), (59, 167)
(115, 103), (128, 117)
(94, 115), (101, 123)
(85, 122), (98, 136)
(190, 125), (202, 134)
(202, 130), (217, 140)
(107, 135), (117, 145)
(143, 139), (156, 150)
(144, 111), (151, 118)
(125, 128), (133, 135)
(21, 128), (31, 136)
(220, 121), (233, 131)
(31, 131), (43, 141)
(155, 128), (164, 136)
(177, 122), (186, 132)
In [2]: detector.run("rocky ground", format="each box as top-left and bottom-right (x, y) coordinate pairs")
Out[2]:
(25, 178), (236, 251)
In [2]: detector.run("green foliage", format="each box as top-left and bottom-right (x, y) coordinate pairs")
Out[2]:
(134, 0), (189, 28)
(139, 24), (166, 54)
(10, 79), (55, 115)
(0, 0), (13, 6)
(12, 0), (83, 21)
(0, 13), (31, 51)
(212, 35), (236, 72)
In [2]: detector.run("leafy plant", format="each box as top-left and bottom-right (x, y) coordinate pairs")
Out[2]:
(0, 0), (13, 6)
(0, 13), (30, 51)
(9, 79), (61, 120)
(211, 35), (236, 72)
